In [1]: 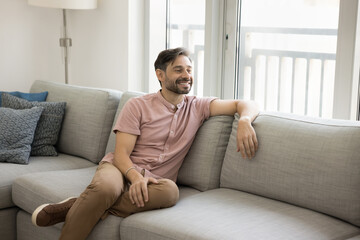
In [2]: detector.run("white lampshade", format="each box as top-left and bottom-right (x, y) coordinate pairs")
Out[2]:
(28, 0), (97, 9)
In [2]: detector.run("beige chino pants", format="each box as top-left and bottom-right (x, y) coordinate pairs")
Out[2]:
(59, 162), (179, 240)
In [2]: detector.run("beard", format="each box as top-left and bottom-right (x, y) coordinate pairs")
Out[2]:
(163, 76), (193, 94)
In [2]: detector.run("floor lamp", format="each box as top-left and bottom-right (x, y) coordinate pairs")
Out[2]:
(28, 0), (97, 84)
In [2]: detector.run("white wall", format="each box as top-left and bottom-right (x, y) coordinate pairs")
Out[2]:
(0, 0), (146, 92)
(0, 0), (63, 91)
(69, 0), (136, 91)
(128, 0), (145, 92)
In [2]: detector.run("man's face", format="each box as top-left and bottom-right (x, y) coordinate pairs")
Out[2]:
(161, 55), (193, 94)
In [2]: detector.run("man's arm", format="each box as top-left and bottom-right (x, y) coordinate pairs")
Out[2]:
(210, 99), (259, 159)
(113, 132), (158, 208)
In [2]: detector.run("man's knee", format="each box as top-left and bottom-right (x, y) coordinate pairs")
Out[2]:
(92, 163), (125, 195)
(86, 175), (124, 203)
(153, 179), (179, 207)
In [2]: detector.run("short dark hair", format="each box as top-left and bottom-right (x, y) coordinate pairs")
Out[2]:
(154, 47), (192, 72)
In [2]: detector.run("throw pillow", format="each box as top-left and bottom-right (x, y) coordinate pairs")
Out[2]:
(1, 93), (66, 156)
(0, 107), (43, 164)
(0, 91), (48, 107)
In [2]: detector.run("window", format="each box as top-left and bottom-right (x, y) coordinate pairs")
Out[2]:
(146, 0), (222, 98)
(166, 0), (206, 96)
(236, 0), (340, 118)
(146, 0), (360, 119)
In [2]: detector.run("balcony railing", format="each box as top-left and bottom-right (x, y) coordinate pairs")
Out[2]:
(237, 27), (337, 118)
(168, 24), (205, 96)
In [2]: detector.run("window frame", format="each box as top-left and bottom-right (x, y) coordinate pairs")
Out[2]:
(223, 0), (360, 120)
(145, 0), (224, 98)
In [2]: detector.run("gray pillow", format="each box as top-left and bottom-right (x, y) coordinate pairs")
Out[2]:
(1, 93), (66, 156)
(0, 107), (43, 164)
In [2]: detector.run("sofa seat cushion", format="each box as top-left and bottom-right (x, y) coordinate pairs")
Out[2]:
(15, 188), (200, 240)
(13, 166), (124, 239)
(0, 154), (94, 209)
(12, 166), (97, 215)
(12, 164), (201, 217)
(12, 164), (200, 239)
(120, 188), (360, 240)
(0, 207), (18, 240)
(17, 210), (122, 240)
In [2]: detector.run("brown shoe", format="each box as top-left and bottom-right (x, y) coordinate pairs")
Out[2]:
(32, 197), (77, 227)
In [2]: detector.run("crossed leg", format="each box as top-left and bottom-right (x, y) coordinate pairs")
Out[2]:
(59, 162), (179, 240)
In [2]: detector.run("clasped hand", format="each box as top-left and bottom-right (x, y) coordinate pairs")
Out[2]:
(129, 176), (158, 208)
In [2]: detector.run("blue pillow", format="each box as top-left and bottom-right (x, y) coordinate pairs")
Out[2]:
(0, 91), (48, 107)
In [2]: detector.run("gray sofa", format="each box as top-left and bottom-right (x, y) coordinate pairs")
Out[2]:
(2, 80), (360, 239)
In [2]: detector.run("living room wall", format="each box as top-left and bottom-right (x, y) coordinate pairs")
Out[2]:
(0, 0), (145, 93)
(0, 0), (62, 92)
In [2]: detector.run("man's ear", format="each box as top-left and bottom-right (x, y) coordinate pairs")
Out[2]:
(156, 69), (164, 82)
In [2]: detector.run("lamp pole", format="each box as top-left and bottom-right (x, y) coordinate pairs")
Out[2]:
(59, 9), (72, 84)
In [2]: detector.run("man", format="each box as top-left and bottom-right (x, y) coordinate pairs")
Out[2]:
(32, 47), (259, 240)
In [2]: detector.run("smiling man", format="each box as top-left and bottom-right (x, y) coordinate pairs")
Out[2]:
(31, 47), (259, 240)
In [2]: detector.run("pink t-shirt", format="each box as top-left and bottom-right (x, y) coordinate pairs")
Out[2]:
(101, 91), (216, 181)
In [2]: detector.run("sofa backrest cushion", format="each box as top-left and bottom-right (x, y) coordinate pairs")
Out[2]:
(105, 91), (145, 154)
(31, 80), (122, 163)
(177, 115), (233, 191)
(221, 112), (360, 227)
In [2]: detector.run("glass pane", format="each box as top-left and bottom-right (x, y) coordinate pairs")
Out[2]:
(168, 0), (205, 96)
(237, 0), (339, 118)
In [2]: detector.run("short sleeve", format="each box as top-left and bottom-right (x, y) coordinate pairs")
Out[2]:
(113, 98), (141, 136)
(194, 97), (217, 121)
